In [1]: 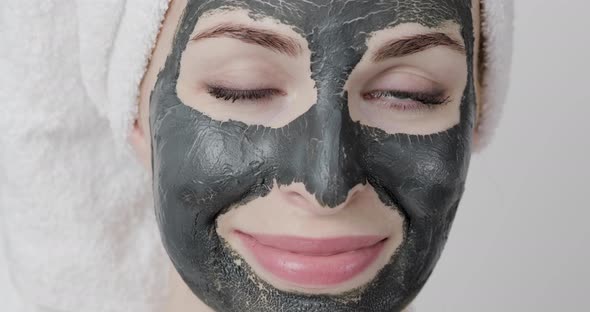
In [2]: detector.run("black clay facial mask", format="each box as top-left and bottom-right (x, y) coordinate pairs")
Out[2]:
(150, 1), (476, 311)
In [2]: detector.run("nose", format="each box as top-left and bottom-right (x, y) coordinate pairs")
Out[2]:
(295, 93), (364, 208)
(273, 69), (365, 209)
(278, 182), (368, 216)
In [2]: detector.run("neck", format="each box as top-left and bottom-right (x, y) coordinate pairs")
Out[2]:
(166, 264), (214, 312)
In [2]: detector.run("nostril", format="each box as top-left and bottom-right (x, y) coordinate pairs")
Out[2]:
(277, 182), (368, 216)
(281, 189), (348, 217)
(284, 191), (309, 207)
(279, 185), (336, 215)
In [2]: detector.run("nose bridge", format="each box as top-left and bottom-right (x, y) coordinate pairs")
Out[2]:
(301, 84), (362, 208)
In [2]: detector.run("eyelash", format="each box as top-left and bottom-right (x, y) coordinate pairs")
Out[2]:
(363, 90), (451, 110)
(207, 85), (283, 103)
(207, 85), (450, 112)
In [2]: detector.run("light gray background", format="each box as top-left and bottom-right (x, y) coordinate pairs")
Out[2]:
(415, 0), (590, 311)
(2, 0), (589, 311)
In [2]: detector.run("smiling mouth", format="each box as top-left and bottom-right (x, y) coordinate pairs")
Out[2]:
(234, 230), (388, 288)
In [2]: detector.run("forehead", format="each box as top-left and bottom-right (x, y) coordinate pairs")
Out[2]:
(187, 0), (471, 33)
(180, 0), (474, 69)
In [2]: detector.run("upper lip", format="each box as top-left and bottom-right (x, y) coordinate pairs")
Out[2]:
(235, 230), (388, 256)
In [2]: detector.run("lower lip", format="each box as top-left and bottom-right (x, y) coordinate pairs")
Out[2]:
(235, 231), (387, 287)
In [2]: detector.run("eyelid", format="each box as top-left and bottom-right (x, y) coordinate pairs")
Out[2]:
(204, 77), (282, 91)
(207, 84), (283, 93)
(362, 68), (444, 95)
(206, 85), (285, 103)
(384, 68), (441, 84)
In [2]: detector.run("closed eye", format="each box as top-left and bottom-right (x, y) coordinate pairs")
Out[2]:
(362, 90), (451, 111)
(207, 85), (285, 103)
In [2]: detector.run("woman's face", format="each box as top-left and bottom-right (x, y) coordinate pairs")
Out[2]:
(134, 0), (480, 311)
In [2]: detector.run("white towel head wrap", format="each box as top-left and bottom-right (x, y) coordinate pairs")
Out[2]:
(0, 0), (513, 311)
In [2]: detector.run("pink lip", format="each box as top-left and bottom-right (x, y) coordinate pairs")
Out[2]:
(235, 230), (387, 287)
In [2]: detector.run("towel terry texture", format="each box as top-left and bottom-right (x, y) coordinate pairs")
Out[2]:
(0, 0), (513, 311)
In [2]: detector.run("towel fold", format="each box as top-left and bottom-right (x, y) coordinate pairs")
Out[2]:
(0, 0), (513, 311)
(478, 0), (514, 149)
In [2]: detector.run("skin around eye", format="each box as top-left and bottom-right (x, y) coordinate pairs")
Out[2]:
(177, 56), (295, 123)
(358, 71), (452, 115)
(343, 24), (468, 135)
(347, 68), (463, 134)
(176, 31), (316, 127)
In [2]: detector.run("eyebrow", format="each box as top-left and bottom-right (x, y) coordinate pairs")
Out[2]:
(373, 33), (465, 62)
(191, 23), (302, 57)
